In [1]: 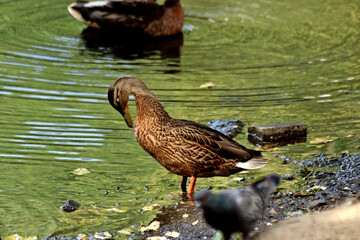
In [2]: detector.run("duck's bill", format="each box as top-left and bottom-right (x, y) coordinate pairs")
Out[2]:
(122, 105), (133, 128)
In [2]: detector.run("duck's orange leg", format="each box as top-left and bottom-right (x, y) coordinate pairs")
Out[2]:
(181, 176), (188, 193)
(188, 176), (197, 194)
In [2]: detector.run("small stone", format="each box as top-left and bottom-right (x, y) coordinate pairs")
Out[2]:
(60, 199), (80, 212)
(271, 219), (278, 223)
(269, 209), (277, 216)
(308, 199), (327, 209)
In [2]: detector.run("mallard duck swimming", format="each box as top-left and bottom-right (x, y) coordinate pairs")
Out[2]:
(68, 0), (184, 37)
(108, 77), (268, 193)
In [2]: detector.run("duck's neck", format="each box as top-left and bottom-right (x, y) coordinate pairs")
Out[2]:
(134, 94), (170, 124)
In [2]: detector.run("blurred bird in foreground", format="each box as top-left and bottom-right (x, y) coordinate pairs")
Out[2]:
(195, 174), (280, 240)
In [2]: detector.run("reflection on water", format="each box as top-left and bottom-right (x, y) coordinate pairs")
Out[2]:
(81, 27), (184, 60)
(0, 0), (359, 237)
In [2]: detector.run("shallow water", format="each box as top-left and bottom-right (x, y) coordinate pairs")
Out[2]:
(0, 0), (359, 238)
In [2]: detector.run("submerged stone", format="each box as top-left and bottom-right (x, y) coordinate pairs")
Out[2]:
(60, 199), (81, 212)
(208, 119), (245, 138)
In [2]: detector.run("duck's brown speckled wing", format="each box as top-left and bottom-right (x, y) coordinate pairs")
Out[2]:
(165, 119), (268, 170)
(82, 1), (162, 29)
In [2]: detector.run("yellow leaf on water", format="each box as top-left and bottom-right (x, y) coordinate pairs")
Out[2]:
(93, 232), (113, 239)
(107, 207), (126, 213)
(5, 234), (24, 240)
(118, 228), (132, 235)
(310, 137), (337, 144)
(165, 231), (180, 238)
(142, 204), (159, 211)
(146, 237), (168, 240)
(24, 237), (38, 240)
(71, 168), (91, 175)
(200, 82), (216, 88)
(76, 234), (87, 240)
(141, 221), (161, 232)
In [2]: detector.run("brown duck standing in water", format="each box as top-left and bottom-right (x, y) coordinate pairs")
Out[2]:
(67, 0), (184, 37)
(108, 77), (268, 194)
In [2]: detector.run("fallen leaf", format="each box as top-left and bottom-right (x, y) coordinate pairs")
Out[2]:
(142, 204), (159, 211)
(146, 237), (167, 240)
(165, 231), (180, 238)
(5, 234), (24, 240)
(182, 213), (189, 219)
(93, 231), (113, 239)
(76, 234), (87, 240)
(71, 168), (91, 175)
(192, 220), (199, 226)
(310, 137), (337, 144)
(24, 237), (38, 240)
(200, 82), (216, 88)
(107, 207), (126, 213)
(307, 185), (327, 192)
(118, 228), (132, 235)
(141, 221), (160, 232)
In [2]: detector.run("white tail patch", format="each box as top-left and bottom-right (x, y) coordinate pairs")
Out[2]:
(67, 3), (87, 24)
(236, 156), (268, 169)
(85, 1), (108, 7)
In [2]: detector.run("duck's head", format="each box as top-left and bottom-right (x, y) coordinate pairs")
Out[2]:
(108, 77), (152, 128)
(108, 77), (135, 128)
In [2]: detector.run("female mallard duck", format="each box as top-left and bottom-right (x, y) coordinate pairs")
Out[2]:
(108, 77), (268, 194)
(68, 0), (184, 37)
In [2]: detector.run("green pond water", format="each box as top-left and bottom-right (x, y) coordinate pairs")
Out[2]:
(0, 0), (359, 238)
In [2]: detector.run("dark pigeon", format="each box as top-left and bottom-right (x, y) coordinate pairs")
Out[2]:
(195, 174), (280, 240)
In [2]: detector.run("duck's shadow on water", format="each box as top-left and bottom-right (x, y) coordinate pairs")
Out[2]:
(79, 27), (184, 62)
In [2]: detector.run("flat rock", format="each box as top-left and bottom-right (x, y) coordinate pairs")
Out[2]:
(308, 199), (327, 209)
(252, 201), (360, 240)
(248, 122), (307, 146)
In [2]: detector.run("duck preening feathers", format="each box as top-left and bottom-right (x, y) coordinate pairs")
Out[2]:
(68, 0), (184, 37)
(108, 77), (268, 194)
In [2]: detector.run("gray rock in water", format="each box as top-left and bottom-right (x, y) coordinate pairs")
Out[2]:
(60, 199), (81, 212)
(195, 174), (280, 240)
(208, 119), (245, 138)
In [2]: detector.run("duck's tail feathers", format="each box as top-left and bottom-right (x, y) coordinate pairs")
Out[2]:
(68, 3), (87, 24)
(236, 156), (268, 169)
